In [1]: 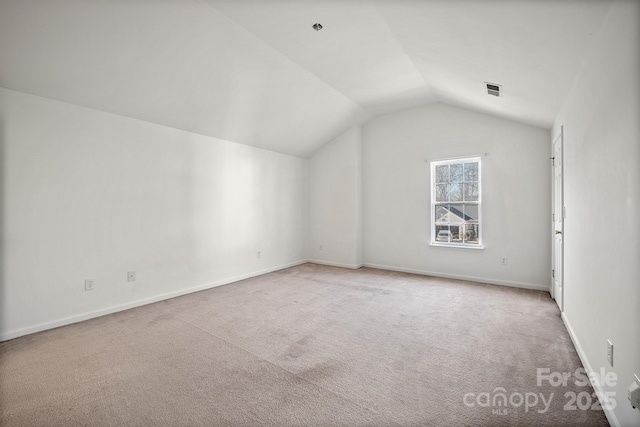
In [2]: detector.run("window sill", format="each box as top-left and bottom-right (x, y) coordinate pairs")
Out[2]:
(429, 242), (485, 250)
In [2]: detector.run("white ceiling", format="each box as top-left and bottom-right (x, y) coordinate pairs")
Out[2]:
(0, 0), (612, 157)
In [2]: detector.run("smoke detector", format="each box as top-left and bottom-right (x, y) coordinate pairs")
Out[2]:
(312, 23), (323, 31)
(485, 82), (502, 97)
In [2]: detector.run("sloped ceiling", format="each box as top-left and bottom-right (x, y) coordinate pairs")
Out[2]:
(0, 0), (612, 157)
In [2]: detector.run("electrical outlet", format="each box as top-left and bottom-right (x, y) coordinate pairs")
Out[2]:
(84, 279), (95, 291)
(319, 244), (323, 251)
(500, 257), (508, 266)
(127, 271), (136, 282)
(257, 251), (261, 258)
(607, 340), (614, 367)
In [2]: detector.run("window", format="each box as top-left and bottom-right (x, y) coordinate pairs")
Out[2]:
(430, 157), (482, 247)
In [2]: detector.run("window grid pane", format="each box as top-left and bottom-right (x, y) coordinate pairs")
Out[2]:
(435, 165), (449, 183)
(432, 158), (481, 246)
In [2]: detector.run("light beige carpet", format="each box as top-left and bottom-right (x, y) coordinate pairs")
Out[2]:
(1, 263), (608, 426)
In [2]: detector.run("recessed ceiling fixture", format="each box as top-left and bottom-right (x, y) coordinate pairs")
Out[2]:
(312, 23), (323, 31)
(485, 82), (502, 97)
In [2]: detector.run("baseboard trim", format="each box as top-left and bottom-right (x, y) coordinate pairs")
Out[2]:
(307, 259), (363, 269)
(561, 312), (620, 427)
(362, 263), (550, 292)
(0, 259), (308, 342)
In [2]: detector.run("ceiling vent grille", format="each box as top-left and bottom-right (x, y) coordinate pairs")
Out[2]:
(485, 82), (502, 97)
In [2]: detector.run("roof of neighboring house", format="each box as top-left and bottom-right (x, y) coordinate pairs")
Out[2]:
(435, 205), (475, 223)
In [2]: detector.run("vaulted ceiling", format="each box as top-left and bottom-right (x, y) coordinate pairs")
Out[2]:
(0, 0), (612, 157)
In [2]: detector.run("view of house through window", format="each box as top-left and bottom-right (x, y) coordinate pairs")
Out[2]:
(431, 157), (481, 246)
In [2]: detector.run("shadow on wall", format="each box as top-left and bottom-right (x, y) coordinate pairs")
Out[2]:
(0, 117), (4, 337)
(0, 117), (5, 418)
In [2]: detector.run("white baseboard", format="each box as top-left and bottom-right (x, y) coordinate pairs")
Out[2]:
(0, 260), (548, 341)
(307, 259), (363, 269)
(363, 262), (550, 292)
(0, 259), (308, 342)
(561, 312), (620, 427)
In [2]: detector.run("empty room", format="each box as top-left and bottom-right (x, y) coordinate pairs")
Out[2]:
(1, 0), (639, 426)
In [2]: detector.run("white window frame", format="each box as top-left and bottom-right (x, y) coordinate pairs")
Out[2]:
(430, 156), (483, 249)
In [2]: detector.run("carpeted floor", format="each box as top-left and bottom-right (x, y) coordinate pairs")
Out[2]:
(1, 263), (609, 426)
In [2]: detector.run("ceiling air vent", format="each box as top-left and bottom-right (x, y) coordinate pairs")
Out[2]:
(485, 82), (502, 97)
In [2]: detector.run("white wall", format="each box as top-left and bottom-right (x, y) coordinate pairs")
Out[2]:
(0, 88), (308, 339)
(552, 1), (640, 425)
(308, 126), (363, 268)
(363, 103), (551, 290)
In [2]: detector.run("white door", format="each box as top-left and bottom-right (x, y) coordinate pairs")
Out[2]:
(552, 128), (564, 311)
